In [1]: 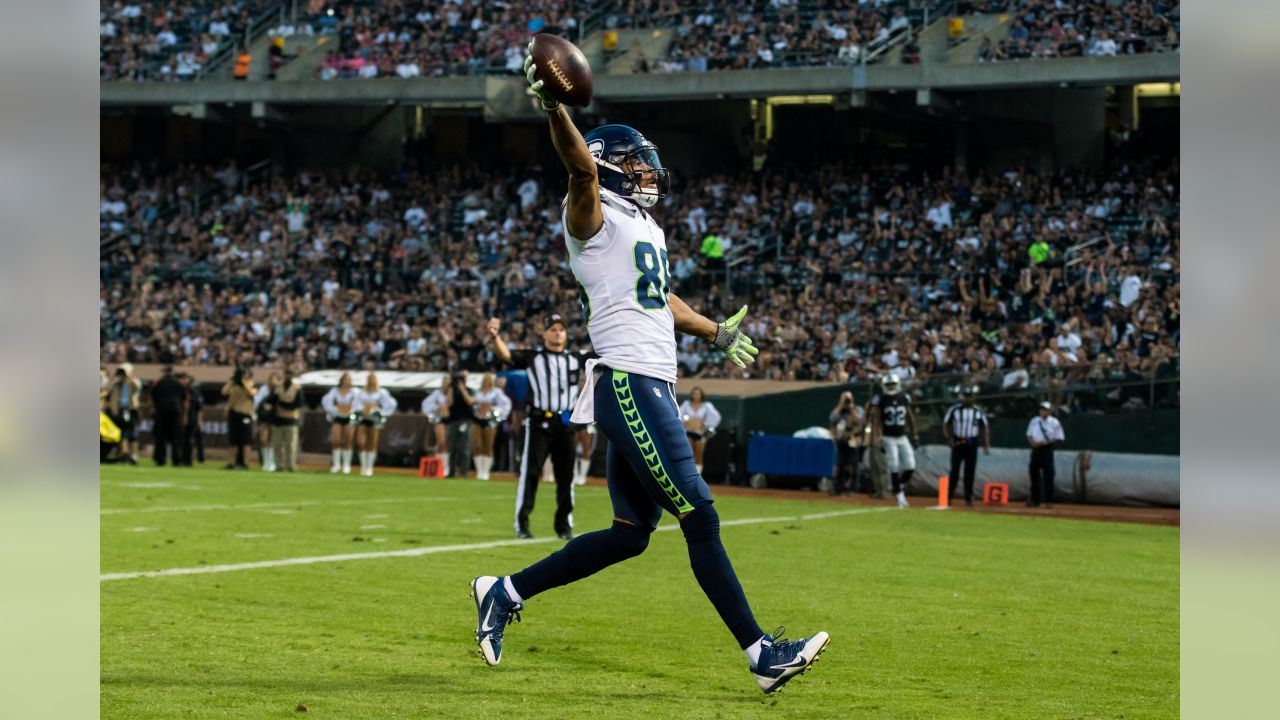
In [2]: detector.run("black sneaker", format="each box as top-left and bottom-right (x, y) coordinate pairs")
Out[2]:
(516, 530), (534, 540)
(557, 531), (573, 541)
(965, 499), (973, 508)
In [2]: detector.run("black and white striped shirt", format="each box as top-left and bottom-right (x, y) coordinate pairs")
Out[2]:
(507, 348), (596, 413)
(943, 403), (988, 440)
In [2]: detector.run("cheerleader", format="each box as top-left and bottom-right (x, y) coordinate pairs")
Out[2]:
(321, 372), (358, 474)
(421, 377), (452, 475)
(470, 373), (512, 480)
(679, 386), (721, 476)
(353, 373), (398, 477)
(254, 372), (282, 472)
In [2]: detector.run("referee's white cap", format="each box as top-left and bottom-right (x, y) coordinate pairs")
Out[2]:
(1039, 401), (1053, 410)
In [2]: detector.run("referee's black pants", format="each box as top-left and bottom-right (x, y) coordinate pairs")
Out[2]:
(515, 412), (577, 537)
(948, 440), (980, 503)
(1028, 446), (1055, 506)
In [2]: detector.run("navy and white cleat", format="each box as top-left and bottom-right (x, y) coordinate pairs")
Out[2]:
(750, 627), (830, 694)
(471, 576), (523, 666)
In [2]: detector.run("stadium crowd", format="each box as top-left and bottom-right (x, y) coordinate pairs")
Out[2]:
(614, 0), (915, 71)
(100, 0), (274, 81)
(100, 149), (1179, 407)
(972, 0), (1180, 62)
(101, 0), (1179, 82)
(309, 0), (582, 79)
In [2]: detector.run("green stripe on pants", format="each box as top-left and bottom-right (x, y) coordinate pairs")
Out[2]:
(611, 369), (694, 513)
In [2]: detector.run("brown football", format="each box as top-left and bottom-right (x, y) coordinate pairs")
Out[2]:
(529, 32), (593, 108)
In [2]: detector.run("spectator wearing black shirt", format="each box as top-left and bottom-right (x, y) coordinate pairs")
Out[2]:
(178, 373), (205, 465)
(444, 370), (477, 478)
(150, 366), (186, 466)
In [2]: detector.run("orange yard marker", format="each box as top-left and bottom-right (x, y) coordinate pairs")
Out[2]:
(418, 456), (445, 478)
(938, 475), (949, 509)
(984, 483), (1009, 505)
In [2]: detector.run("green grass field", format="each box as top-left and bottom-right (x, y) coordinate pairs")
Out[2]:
(101, 464), (1178, 719)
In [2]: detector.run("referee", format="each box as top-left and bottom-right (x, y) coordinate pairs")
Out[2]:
(942, 386), (990, 507)
(488, 313), (596, 540)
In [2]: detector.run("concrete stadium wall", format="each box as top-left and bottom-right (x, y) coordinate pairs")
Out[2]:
(101, 54), (1178, 107)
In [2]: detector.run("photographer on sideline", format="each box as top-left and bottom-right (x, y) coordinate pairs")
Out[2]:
(221, 366), (256, 470)
(105, 363), (142, 464)
(828, 391), (864, 497)
(444, 370), (476, 478)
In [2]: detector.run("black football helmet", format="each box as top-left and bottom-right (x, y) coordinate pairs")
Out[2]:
(582, 124), (671, 208)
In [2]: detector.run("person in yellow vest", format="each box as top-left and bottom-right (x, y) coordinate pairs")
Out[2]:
(221, 366), (256, 469)
(271, 369), (304, 472)
(700, 230), (724, 283)
(233, 45), (251, 80)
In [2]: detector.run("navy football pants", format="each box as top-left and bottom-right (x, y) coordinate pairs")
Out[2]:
(594, 367), (714, 528)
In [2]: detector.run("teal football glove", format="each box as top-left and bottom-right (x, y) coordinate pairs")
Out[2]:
(523, 45), (560, 112)
(712, 305), (759, 368)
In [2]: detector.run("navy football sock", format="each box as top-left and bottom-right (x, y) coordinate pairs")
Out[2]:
(509, 521), (650, 600)
(680, 505), (764, 649)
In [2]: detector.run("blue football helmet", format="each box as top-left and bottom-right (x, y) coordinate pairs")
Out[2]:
(582, 124), (671, 208)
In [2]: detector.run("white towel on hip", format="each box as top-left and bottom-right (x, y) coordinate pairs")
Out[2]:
(569, 359), (603, 425)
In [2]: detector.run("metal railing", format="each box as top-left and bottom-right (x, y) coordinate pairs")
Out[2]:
(199, 1), (287, 80)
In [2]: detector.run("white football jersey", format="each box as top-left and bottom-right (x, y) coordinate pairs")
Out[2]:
(565, 188), (676, 383)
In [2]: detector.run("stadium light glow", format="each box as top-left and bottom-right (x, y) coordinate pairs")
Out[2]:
(1135, 82), (1180, 98)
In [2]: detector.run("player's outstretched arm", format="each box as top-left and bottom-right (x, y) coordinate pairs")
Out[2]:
(668, 293), (717, 341)
(524, 48), (601, 240)
(669, 294), (759, 369)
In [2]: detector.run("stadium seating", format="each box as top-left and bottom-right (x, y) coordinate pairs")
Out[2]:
(99, 155), (1179, 407)
(100, 0), (1179, 82)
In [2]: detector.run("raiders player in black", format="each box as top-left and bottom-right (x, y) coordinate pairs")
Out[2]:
(868, 373), (919, 508)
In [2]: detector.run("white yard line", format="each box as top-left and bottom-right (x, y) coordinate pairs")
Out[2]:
(100, 507), (893, 582)
(101, 495), (508, 515)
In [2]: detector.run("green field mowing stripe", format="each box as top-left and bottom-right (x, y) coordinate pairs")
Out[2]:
(101, 465), (1178, 719)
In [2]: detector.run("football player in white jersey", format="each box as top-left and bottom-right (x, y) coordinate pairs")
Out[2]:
(469, 43), (830, 696)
